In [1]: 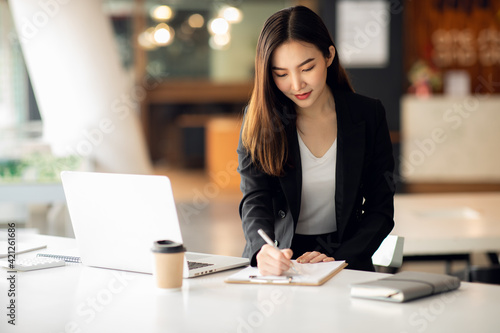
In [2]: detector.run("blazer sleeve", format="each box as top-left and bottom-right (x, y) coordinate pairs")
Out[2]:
(237, 118), (276, 266)
(333, 100), (395, 264)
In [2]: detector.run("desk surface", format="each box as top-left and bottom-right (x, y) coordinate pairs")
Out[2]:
(393, 192), (500, 256)
(1, 234), (500, 333)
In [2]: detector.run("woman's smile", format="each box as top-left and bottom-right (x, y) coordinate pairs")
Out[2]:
(295, 91), (312, 100)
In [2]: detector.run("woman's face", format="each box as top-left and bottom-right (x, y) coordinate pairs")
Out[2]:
(271, 40), (334, 110)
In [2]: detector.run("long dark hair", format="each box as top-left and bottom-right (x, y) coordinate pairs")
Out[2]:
(241, 6), (354, 176)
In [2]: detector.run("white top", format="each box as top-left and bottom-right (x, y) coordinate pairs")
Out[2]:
(295, 132), (337, 235)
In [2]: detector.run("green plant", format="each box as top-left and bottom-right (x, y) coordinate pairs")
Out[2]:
(0, 153), (82, 183)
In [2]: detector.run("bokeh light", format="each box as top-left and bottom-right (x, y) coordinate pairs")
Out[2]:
(151, 5), (173, 21)
(188, 14), (204, 28)
(221, 6), (242, 23)
(209, 18), (229, 35)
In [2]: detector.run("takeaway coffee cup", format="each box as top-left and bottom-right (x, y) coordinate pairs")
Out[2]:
(152, 240), (186, 290)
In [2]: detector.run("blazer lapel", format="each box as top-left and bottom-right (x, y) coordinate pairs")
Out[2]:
(334, 91), (366, 236)
(279, 125), (302, 227)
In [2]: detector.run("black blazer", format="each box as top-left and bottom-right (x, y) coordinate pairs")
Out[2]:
(237, 90), (395, 271)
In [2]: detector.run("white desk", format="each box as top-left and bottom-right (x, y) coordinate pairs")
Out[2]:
(393, 192), (500, 256)
(1, 234), (500, 333)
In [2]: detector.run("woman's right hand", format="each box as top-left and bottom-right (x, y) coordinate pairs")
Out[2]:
(256, 244), (294, 276)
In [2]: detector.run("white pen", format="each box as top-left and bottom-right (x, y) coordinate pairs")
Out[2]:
(257, 229), (298, 274)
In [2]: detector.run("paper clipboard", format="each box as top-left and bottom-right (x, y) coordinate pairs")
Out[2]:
(224, 260), (348, 286)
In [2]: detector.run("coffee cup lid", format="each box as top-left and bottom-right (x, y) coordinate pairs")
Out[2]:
(152, 240), (186, 253)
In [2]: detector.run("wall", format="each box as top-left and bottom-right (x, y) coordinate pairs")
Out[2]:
(319, 0), (404, 132)
(401, 95), (500, 183)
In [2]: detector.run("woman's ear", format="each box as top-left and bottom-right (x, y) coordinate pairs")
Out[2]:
(327, 45), (335, 67)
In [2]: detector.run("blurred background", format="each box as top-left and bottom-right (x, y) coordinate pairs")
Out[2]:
(1, 0), (499, 277)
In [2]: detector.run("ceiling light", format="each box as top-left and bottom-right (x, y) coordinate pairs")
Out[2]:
(151, 5), (173, 21)
(221, 6), (242, 23)
(209, 18), (229, 35)
(153, 23), (174, 46)
(188, 14), (204, 28)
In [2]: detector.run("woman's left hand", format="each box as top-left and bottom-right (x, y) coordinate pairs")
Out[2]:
(296, 251), (335, 263)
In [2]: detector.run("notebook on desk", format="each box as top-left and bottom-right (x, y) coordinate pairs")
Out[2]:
(225, 260), (347, 286)
(60, 171), (249, 278)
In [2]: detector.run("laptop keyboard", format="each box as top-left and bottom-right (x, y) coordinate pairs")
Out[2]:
(188, 261), (214, 270)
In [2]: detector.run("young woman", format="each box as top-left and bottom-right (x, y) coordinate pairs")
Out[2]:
(237, 6), (395, 275)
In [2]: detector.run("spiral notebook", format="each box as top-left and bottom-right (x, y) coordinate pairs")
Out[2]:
(37, 253), (82, 263)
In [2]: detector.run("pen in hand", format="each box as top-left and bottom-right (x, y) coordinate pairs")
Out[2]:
(257, 229), (299, 274)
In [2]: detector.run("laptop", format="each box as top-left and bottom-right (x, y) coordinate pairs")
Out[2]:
(60, 171), (249, 278)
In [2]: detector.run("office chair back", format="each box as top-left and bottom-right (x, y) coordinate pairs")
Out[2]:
(468, 265), (500, 285)
(372, 235), (405, 268)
